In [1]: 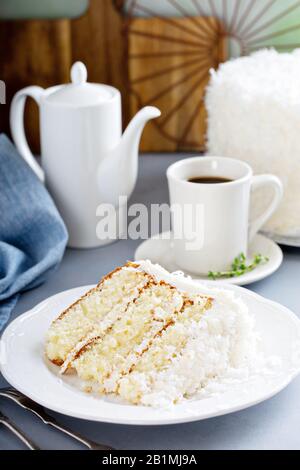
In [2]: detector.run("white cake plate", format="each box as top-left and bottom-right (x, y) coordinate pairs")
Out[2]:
(263, 231), (300, 248)
(1, 283), (300, 425)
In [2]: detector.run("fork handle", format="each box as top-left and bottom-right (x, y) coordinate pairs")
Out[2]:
(48, 418), (112, 450)
(29, 407), (112, 450)
(0, 416), (40, 450)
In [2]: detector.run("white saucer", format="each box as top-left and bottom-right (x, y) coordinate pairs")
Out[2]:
(134, 233), (283, 286)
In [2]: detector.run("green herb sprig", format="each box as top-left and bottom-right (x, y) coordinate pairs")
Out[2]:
(208, 253), (269, 280)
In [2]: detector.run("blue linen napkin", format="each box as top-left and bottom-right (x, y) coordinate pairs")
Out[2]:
(0, 134), (68, 330)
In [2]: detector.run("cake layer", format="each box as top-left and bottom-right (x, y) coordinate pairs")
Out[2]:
(118, 295), (212, 404)
(45, 264), (150, 365)
(72, 281), (184, 389)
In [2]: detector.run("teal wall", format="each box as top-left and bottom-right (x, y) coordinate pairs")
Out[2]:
(0, 0), (89, 19)
(123, 0), (300, 55)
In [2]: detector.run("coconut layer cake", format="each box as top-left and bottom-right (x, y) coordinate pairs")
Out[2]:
(45, 261), (256, 407)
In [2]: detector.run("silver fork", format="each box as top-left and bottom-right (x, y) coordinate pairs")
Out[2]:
(0, 409), (40, 450)
(0, 388), (114, 450)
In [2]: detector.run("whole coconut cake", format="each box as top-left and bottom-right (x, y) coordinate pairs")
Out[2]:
(206, 48), (300, 238)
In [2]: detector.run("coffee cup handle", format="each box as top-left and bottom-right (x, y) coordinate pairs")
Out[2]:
(249, 175), (283, 242)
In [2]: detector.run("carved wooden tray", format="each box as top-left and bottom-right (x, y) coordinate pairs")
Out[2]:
(127, 15), (226, 151)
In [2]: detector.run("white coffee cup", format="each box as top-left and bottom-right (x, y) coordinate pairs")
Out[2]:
(167, 157), (283, 275)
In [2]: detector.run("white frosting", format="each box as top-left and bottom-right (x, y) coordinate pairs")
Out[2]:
(137, 259), (231, 299)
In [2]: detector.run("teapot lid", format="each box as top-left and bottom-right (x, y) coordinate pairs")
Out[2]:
(45, 62), (115, 106)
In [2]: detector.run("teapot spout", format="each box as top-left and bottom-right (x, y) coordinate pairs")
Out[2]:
(97, 106), (160, 207)
(122, 106), (161, 155)
(118, 106), (161, 195)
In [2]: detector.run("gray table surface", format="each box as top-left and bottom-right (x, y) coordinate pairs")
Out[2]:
(1, 154), (300, 450)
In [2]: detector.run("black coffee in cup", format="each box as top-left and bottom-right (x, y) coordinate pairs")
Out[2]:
(188, 176), (232, 184)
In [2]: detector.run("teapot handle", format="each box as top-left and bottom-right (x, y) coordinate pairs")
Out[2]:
(10, 86), (45, 182)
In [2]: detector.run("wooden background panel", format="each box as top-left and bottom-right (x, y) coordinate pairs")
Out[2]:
(0, 19), (72, 152)
(0, 0), (125, 153)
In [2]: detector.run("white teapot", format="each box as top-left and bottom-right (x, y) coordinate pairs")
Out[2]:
(10, 62), (160, 248)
